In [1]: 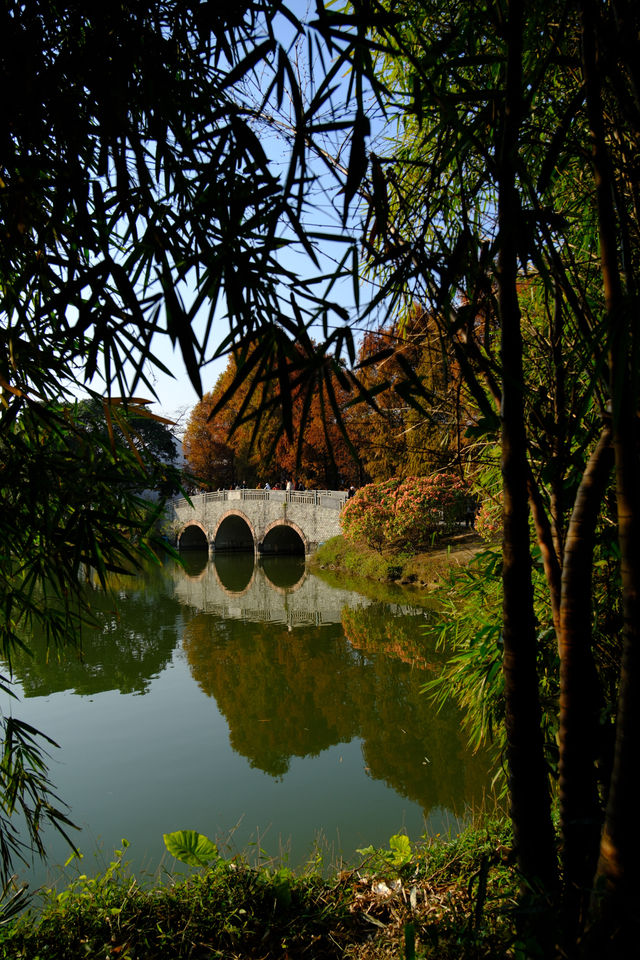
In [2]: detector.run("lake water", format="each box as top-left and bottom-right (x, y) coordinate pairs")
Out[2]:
(6, 553), (493, 892)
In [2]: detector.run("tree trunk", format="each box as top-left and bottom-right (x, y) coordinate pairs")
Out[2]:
(550, 287), (567, 566)
(558, 426), (612, 931)
(581, 0), (640, 951)
(498, 0), (558, 904)
(527, 468), (562, 638)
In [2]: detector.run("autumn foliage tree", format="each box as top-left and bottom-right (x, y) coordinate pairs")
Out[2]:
(346, 306), (480, 482)
(341, 474), (470, 551)
(184, 308), (482, 493)
(183, 361), (250, 489)
(184, 348), (361, 489)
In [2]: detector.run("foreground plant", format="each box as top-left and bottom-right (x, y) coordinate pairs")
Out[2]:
(0, 822), (517, 960)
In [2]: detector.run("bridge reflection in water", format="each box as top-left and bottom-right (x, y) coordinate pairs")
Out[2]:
(174, 553), (494, 821)
(172, 552), (375, 627)
(6, 552), (495, 884)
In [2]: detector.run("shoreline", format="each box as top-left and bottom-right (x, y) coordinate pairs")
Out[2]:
(309, 532), (487, 594)
(2, 817), (515, 958)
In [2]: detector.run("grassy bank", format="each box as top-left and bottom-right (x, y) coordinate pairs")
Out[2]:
(310, 534), (484, 592)
(1, 820), (517, 959)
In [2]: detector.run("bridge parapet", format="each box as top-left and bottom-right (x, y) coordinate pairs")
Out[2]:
(171, 488), (347, 510)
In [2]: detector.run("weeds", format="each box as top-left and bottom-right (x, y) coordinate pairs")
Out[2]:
(0, 820), (518, 959)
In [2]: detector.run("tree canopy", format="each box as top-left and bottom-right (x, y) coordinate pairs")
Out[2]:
(183, 331), (465, 490)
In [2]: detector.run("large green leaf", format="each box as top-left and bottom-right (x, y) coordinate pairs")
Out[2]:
(388, 833), (412, 868)
(162, 830), (218, 867)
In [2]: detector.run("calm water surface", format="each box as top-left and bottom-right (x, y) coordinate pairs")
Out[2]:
(7, 554), (493, 890)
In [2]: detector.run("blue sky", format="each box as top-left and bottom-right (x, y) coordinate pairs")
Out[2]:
(122, 1), (392, 432)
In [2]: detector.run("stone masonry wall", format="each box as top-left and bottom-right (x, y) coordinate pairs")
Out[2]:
(168, 489), (346, 553)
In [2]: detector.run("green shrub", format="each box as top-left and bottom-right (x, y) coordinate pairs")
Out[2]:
(341, 475), (469, 551)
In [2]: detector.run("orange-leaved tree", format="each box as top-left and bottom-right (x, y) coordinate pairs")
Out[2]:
(346, 306), (479, 482)
(184, 347), (362, 489)
(183, 361), (254, 489)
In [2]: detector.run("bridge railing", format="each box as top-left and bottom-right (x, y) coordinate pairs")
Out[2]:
(169, 488), (349, 512)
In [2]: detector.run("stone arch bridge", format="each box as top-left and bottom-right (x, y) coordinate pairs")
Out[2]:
(167, 488), (348, 556)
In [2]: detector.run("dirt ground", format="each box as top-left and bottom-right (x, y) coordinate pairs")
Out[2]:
(399, 533), (487, 589)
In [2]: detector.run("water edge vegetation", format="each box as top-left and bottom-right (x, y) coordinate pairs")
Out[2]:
(2, 814), (517, 959)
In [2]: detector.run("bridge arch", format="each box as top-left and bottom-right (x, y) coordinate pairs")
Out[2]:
(178, 521), (209, 551)
(212, 554), (257, 596)
(260, 519), (307, 555)
(213, 510), (257, 552)
(261, 556), (308, 594)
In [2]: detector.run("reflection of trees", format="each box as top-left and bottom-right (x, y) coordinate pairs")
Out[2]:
(341, 605), (440, 669)
(183, 601), (492, 813)
(342, 605), (490, 811)
(5, 565), (181, 697)
(183, 616), (358, 776)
